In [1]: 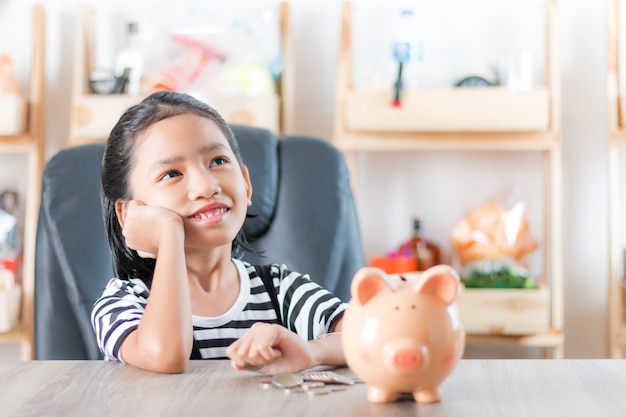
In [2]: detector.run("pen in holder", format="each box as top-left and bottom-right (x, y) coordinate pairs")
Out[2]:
(392, 42), (409, 107)
(391, 8), (418, 107)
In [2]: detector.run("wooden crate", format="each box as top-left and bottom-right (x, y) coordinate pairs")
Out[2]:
(392, 271), (549, 336)
(71, 94), (140, 143)
(211, 95), (280, 134)
(0, 94), (27, 135)
(457, 286), (550, 335)
(70, 94), (280, 143)
(344, 87), (550, 132)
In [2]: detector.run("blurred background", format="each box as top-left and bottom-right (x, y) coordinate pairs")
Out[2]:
(0, 0), (611, 362)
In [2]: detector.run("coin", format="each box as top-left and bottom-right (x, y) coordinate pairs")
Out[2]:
(272, 373), (304, 388)
(259, 380), (274, 389)
(329, 385), (349, 392)
(284, 386), (305, 394)
(301, 371), (355, 385)
(244, 363), (264, 371)
(302, 382), (325, 390)
(306, 387), (331, 396)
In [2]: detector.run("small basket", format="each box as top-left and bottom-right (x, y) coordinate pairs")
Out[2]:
(0, 94), (27, 135)
(0, 269), (21, 332)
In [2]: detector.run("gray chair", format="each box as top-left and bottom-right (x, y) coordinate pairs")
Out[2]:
(34, 125), (364, 359)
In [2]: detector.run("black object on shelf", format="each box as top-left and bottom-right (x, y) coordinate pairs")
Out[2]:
(455, 75), (492, 88)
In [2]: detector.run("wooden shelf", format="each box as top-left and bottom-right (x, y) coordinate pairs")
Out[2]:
(335, 131), (559, 152)
(334, 1), (563, 358)
(0, 135), (39, 152)
(609, 136), (626, 145)
(69, 2), (294, 146)
(0, 325), (30, 344)
(608, 0), (626, 359)
(466, 331), (564, 348)
(0, 4), (46, 360)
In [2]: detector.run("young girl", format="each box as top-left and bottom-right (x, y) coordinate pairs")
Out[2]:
(91, 91), (346, 374)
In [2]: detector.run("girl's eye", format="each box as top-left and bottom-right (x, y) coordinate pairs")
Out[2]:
(160, 170), (181, 181)
(209, 156), (228, 167)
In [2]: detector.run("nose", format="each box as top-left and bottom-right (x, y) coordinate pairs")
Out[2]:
(392, 349), (423, 372)
(187, 168), (220, 200)
(382, 339), (428, 374)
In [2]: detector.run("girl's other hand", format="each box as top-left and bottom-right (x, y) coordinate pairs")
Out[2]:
(226, 323), (315, 375)
(121, 200), (183, 258)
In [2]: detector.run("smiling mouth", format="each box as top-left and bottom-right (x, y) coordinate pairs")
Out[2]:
(189, 207), (228, 220)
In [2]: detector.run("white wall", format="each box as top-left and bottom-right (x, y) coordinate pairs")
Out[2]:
(0, 0), (609, 358)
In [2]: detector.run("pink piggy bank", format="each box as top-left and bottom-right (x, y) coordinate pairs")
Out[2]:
(341, 265), (465, 403)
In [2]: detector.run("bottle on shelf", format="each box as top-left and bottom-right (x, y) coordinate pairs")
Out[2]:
(114, 20), (144, 95)
(400, 215), (441, 272)
(0, 54), (22, 95)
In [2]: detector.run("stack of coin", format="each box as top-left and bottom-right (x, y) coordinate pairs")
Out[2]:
(259, 371), (356, 396)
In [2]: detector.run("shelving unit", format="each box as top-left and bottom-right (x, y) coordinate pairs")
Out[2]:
(608, 0), (626, 358)
(69, 2), (294, 146)
(334, 1), (563, 357)
(0, 4), (45, 360)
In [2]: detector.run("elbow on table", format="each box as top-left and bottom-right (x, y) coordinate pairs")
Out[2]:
(151, 362), (188, 374)
(141, 353), (189, 374)
(125, 344), (190, 374)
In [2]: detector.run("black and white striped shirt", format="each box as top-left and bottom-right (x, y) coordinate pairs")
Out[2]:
(91, 259), (347, 361)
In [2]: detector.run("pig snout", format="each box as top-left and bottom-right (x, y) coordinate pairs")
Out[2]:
(382, 339), (428, 374)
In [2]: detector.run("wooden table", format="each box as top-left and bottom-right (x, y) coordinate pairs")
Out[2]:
(1, 359), (626, 416)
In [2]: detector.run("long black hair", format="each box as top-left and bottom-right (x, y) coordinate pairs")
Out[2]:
(101, 91), (253, 284)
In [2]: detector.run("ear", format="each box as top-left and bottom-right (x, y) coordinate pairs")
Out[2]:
(350, 267), (393, 306)
(241, 164), (253, 206)
(115, 199), (128, 228)
(413, 265), (460, 306)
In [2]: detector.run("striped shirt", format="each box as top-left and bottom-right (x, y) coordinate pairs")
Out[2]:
(91, 259), (347, 361)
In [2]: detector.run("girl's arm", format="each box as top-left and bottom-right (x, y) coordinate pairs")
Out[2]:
(308, 319), (344, 366)
(116, 200), (193, 373)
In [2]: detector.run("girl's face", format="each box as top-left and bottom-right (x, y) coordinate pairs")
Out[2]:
(126, 113), (252, 250)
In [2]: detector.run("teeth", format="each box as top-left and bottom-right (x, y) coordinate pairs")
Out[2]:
(193, 207), (227, 220)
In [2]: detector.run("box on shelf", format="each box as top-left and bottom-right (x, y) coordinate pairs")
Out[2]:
(212, 95), (280, 135)
(395, 270), (549, 335)
(369, 255), (417, 275)
(344, 87), (550, 132)
(70, 94), (280, 145)
(0, 94), (27, 135)
(0, 268), (21, 333)
(457, 286), (549, 335)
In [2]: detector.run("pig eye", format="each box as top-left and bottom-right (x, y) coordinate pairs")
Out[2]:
(394, 306), (399, 310)
(411, 305), (416, 309)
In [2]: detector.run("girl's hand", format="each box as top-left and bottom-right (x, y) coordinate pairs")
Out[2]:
(226, 323), (315, 375)
(120, 200), (183, 258)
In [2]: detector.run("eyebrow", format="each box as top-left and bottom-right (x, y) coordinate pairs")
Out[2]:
(150, 143), (230, 169)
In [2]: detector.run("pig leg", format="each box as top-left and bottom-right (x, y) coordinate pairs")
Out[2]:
(368, 387), (399, 403)
(413, 386), (441, 403)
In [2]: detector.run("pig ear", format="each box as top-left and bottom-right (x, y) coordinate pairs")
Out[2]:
(350, 267), (393, 306)
(413, 265), (460, 306)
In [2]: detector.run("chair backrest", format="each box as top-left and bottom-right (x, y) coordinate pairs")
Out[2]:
(34, 125), (364, 359)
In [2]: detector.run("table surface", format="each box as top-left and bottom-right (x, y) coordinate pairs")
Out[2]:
(1, 359), (626, 417)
